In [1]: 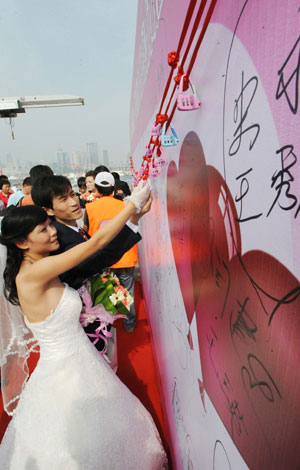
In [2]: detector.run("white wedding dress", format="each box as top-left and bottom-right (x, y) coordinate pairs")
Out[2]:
(0, 284), (167, 469)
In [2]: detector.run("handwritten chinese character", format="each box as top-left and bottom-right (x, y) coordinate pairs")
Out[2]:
(267, 144), (299, 217)
(229, 72), (260, 157)
(276, 34), (300, 114)
(235, 168), (263, 222)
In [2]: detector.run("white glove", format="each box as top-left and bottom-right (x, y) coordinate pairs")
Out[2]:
(125, 180), (151, 213)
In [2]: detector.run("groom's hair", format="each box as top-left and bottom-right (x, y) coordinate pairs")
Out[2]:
(31, 175), (72, 209)
(29, 164), (53, 187)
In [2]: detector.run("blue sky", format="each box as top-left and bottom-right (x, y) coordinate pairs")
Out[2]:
(0, 0), (138, 167)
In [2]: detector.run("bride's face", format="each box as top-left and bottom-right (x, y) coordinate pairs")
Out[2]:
(25, 219), (59, 255)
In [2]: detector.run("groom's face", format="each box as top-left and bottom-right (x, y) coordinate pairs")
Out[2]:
(47, 186), (82, 224)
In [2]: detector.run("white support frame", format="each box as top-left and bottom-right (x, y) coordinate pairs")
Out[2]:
(0, 94), (84, 118)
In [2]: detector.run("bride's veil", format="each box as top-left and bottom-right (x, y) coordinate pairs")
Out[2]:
(0, 244), (39, 415)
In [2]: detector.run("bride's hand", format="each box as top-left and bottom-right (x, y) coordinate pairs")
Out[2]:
(140, 193), (152, 214)
(130, 194), (153, 225)
(125, 180), (151, 214)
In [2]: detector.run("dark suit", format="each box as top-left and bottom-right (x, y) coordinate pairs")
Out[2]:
(50, 220), (141, 352)
(51, 219), (141, 289)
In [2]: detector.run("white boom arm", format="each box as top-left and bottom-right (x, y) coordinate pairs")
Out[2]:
(0, 95), (84, 118)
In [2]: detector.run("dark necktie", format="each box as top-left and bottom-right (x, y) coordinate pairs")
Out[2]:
(78, 227), (89, 241)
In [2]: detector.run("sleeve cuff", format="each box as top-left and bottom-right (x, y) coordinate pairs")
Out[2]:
(126, 220), (139, 233)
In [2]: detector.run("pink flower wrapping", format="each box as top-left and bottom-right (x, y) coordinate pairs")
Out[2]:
(78, 285), (125, 354)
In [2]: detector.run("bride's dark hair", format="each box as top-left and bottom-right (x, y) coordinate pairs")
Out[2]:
(0, 206), (48, 305)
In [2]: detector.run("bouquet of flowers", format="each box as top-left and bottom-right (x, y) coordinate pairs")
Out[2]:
(91, 272), (133, 315)
(83, 192), (101, 203)
(78, 272), (133, 357)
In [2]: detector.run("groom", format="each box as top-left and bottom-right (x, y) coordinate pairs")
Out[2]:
(31, 174), (150, 351)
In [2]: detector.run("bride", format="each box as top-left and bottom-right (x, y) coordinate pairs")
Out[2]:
(0, 182), (167, 469)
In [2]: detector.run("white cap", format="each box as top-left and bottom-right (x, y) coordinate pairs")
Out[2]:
(95, 171), (115, 187)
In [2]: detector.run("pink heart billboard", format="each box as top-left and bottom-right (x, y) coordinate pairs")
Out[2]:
(131, 1), (300, 468)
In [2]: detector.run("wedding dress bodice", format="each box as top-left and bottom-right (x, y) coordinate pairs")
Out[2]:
(24, 284), (84, 360)
(0, 284), (167, 470)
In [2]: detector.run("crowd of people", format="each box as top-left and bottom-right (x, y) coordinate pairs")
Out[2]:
(0, 164), (131, 211)
(0, 164), (168, 469)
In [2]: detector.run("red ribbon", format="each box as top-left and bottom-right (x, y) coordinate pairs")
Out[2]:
(174, 65), (189, 90)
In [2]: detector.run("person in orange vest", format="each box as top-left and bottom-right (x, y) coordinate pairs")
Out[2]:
(85, 172), (138, 332)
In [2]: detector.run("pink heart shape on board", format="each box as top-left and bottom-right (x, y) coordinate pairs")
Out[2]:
(167, 131), (300, 469)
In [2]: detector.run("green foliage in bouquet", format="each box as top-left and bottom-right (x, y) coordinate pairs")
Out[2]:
(90, 272), (133, 317)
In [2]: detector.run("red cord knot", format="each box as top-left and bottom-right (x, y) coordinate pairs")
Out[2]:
(142, 164), (150, 180)
(156, 145), (162, 157)
(174, 65), (189, 90)
(152, 137), (160, 147)
(155, 113), (168, 126)
(168, 50), (179, 69)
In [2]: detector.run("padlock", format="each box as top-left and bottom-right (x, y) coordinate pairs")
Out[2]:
(149, 161), (161, 177)
(161, 122), (179, 147)
(177, 74), (201, 111)
(155, 150), (168, 166)
(151, 123), (162, 136)
(145, 145), (153, 157)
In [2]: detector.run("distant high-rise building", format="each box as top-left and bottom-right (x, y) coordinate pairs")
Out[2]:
(87, 143), (99, 167)
(63, 152), (70, 168)
(57, 147), (70, 173)
(69, 151), (80, 171)
(103, 149), (109, 168)
(69, 151), (86, 171)
(52, 161), (58, 173)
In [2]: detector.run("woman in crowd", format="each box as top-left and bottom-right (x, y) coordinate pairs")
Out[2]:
(83, 170), (101, 203)
(0, 181), (167, 469)
(0, 180), (13, 209)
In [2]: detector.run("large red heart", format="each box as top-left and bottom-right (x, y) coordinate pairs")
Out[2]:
(167, 131), (300, 469)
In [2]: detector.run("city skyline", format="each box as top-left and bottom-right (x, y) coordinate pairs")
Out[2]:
(0, 143), (130, 178)
(0, 1), (138, 167)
